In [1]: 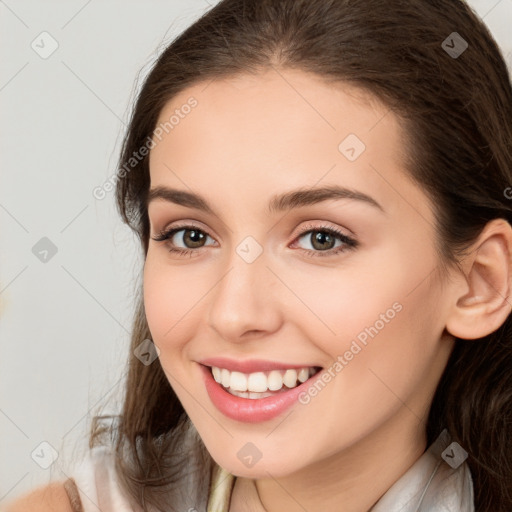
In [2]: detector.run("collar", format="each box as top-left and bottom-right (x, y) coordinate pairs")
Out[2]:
(207, 428), (474, 511)
(370, 428), (474, 511)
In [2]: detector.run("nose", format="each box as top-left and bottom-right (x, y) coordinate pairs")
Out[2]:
(207, 242), (283, 343)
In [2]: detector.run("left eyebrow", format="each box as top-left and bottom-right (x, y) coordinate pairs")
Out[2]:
(147, 185), (385, 215)
(267, 185), (384, 214)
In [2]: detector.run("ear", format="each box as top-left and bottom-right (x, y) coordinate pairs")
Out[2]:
(445, 218), (512, 340)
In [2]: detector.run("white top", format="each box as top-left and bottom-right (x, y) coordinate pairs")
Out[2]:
(66, 446), (141, 512)
(65, 427), (474, 511)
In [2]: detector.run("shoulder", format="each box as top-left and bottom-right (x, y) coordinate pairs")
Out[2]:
(2, 481), (74, 512)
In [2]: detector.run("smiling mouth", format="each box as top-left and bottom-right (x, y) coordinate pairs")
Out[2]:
(208, 365), (323, 399)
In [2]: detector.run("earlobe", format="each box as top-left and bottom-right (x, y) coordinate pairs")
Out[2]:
(445, 218), (512, 340)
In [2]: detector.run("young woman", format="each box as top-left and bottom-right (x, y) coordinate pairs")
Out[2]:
(5, 0), (512, 510)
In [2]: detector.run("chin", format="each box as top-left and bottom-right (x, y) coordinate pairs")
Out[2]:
(209, 449), (305, 479)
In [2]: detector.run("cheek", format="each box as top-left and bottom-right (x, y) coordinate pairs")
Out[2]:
(274, 249), (400, 351)
(142, 254), (203, 355)
(288, 243), (442, 381)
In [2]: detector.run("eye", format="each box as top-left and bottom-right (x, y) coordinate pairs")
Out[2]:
(291, 223), (358, 257)
(151, 222), (359, 258)
(151, 224), (215, 257)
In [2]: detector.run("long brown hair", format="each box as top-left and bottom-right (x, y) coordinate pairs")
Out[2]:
(89, 1), (512, 510)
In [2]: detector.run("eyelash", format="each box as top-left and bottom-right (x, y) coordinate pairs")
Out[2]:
(151, 223), (359, 258)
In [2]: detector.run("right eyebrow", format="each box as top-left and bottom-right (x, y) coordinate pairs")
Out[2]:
(147, 187), (214, 214)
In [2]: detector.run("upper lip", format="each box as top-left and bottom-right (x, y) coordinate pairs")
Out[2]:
(198, 357), (321, 374)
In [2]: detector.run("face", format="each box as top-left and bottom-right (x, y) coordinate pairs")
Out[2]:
(144, 68), (456, 478)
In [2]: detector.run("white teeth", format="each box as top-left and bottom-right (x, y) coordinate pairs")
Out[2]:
(267, 370), (283, 391)
(210, 365), (319, 394)
(212, 366), (222, 383)
(229, 390), (276, 399)
(221, 368), (230, 388)
(283, 369), (298, 388)
(298, 368), (309, 383)
(230, 371), (247, 391)
(247, 372), (268, 392)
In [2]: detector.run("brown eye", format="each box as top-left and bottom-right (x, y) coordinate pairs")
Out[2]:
(309, 230), (337, 251)
(179, 228), (207, 248)
(151, 225), (215, 256)
(293, 225), (358, 257)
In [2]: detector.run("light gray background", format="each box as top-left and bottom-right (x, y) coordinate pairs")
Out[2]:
(1, 0), (511, 504)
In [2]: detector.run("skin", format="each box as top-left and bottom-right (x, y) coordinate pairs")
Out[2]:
(144, 68), (512, 512)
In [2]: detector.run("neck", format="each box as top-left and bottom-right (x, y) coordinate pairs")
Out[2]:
(233, 409), (428, 512)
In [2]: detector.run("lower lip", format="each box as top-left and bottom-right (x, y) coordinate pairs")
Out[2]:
(200, 364), (318, 423)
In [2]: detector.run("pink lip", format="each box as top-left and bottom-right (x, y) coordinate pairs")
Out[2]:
(198, 356), (318, 373)
(200, 363), (320, 423)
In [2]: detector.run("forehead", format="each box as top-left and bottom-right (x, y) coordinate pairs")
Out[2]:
(148, 68), (430, 223)
(152, 69), (396, 158)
